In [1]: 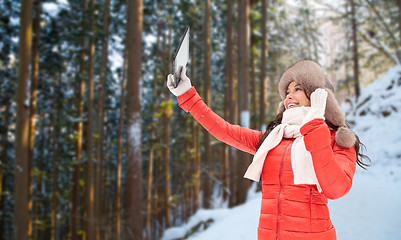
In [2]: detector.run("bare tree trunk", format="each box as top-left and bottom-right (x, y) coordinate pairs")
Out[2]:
(237, 0), (251, 205)
(162, 110), (172, 227)
(250, 31), (257, 130)
(108, 200), (113, 240)
(202, 0), (213, 209)
(301, 1), (313, 60)
(29, 0), (41, 237)
(71, 65), (83, 237)
(161, 21), (173, 229)
(260, 0), (269, 130)
(223, 0), (234, 203)
(96, 0), (111, 238)
(350, 0), (360, 99)
(71, 2), (87, 240)
(183, 129), (192, 222)
(229, 0), (239, 208)
(115, 40), (128, 240)
(250, 0), (258, 131)
(85, 0), (96, 237)
(268, 49), (279, 117)
(155, 150), (164, 239)
(14, 0), (33, 239)
(102, 130), (110, 239)
(145, 130), (155, 240)
(33, 122), (45, 240)
(145, 22), (162, 240)
(125, 0), (143, 239)
(51, 74), (62, 240)
(192, 123), (201, 212)
(190, 30), (201, 214)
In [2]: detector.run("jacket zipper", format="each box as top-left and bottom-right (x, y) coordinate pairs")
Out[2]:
(309, 188), (313, 232)
(276, 142), (292, 240)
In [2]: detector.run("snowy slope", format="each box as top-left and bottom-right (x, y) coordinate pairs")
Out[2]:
(162, 65), (401, 240)
(345, 65), (401, 164)
(162, 184), (262, 240)
(330, 65), (401, 239)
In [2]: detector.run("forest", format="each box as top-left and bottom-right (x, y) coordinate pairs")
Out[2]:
(0, 0), (400, 239)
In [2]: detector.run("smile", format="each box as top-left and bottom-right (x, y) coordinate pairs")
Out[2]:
(287, 103), (298, 108)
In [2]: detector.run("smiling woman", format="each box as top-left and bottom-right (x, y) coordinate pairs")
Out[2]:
(284, 82), (311, 110)
(166, 60), (370, 240)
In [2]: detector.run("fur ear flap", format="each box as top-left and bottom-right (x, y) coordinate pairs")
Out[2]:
(335, 126), (356, 148)
(324, 88), (345, 127)
(277, 101), (285, 114)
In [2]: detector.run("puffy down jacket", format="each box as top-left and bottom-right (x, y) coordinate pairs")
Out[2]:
(178, 87), (357, 240)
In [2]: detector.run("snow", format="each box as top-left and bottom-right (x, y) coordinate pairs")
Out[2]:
(345, 65), (401, 164)
(24, 98), (30, 107)
(42, 2), (59, 17)
(330, 165), (401, 240)
(162, 65), (401, 240)
(240, 110), (250, 128)
(108, 45), (124, 80)
(129, 112), (142, 151)
(10, 17), (20, 26)
(162, 184), (261, 240)
(145, 34), (157, 48)
(42, 0), (70, 18)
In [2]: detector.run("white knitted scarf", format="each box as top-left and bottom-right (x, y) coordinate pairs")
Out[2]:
(244, 106), (321, 191)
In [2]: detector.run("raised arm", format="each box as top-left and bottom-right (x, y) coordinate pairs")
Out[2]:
(167, 67), (261, 155)
(178, 87), (261, 154)
(300, 119), (357, 199)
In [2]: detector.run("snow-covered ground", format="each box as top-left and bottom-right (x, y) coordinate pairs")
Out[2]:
(162, 65), (401, 240)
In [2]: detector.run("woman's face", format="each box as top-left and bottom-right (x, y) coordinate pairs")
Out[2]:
(284, 81), (311, 110)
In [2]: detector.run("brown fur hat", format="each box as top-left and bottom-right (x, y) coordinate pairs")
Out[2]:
(278, 60), (356, 148)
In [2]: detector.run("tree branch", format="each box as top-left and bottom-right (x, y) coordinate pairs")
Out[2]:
(359, 30), (400, 65)
(362, 0), (401, 62)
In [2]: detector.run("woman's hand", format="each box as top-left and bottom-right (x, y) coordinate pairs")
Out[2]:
(166, 66), (192, 96)
(302, 88), (328, 125)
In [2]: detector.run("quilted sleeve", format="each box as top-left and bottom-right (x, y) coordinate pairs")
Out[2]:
(300, 119), (357, 199)
(177, 87), (261, 155)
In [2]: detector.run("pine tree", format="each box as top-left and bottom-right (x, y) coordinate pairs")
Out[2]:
(202, 0), (213, 209)
(14, 0), (33, 239)
(350, 0), (361, 99)
(125, 0), (144, 239)
(237, 0), (251, 205)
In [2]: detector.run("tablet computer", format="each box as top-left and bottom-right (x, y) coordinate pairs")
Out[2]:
(172, 26), (190, 87)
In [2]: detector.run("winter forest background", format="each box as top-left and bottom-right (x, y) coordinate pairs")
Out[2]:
(1, 0), (400, 240)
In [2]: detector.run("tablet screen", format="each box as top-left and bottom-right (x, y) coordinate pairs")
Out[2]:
(173, 27), (190, 74)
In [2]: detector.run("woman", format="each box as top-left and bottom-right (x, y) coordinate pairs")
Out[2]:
(166, 60), (368, 240)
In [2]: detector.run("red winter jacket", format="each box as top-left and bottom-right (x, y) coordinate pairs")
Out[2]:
(178, 87), (357, 240)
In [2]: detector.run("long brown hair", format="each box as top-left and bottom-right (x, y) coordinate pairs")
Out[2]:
(256, 110), (371, 169)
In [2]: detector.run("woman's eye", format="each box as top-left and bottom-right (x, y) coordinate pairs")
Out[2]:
(296, 87), (302, 91)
